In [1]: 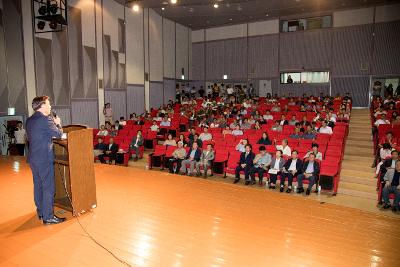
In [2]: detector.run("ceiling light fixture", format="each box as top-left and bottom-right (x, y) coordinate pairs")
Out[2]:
(132, 3), (139, 12)
(162, 7), (165, 11)
(170, 0), (177, 4)
(213, 3), (219, 8)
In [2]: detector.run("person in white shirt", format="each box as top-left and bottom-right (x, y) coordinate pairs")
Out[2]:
(232, 125), (244, 136)
(199, 127), (213, 142)
(150, 121), (159, 132)
(119, 117), (127, 126)
(236, 139), (248, 153)
(263, 110), (273, 121)
(304, 143), (323, 161)
(97, 125), (109, 136)
(160, 116), (171, 127)
(227, 86), (234, 96)
(318, 121), (333, 134)
(374, 114), (390, 126)
(14, 122), (26, 156)
(276, 139), (291, 157)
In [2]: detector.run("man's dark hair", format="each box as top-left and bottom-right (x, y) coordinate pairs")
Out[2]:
(391, 150), (398, 155)
(245, 144), (252, 149)
(259, 146), (266, 151)
(311, 143), (319, 148)
(32, 96), (49, 111)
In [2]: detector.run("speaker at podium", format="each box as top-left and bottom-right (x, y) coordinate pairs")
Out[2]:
(53, 125), (97, 215)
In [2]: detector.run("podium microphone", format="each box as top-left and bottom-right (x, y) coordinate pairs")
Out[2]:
(51, 110), (57, 118)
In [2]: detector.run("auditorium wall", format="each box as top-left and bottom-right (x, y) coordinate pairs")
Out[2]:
(191, 3), (400, 107)
(1, 0), (191, 127)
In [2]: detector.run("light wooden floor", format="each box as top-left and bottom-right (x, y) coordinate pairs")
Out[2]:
(1, 157), (400, 267)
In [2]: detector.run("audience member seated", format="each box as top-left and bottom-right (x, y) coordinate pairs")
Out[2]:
(289, 127), (304, 139)
(130, 130), (144, 161)
(169, 141), (187, 174)
(196, 144), (215, 178)
(234, 144), (255, 185)
(109, 125), (118, 137)
(177, 134), (188, 147)
(97, 125), (108, 136)
(288, 115), (298, 126)
(188, 128), (197, 141)
(303, 125), (316, 139)
(236, 139), (248, 153)
(374, 143), (392, 176)
(232, 125), (244, 136)
(268, 150), (285, 189)
(189, 133), (203, 148)
(381, 160), (400, 212)
(160, 116), (171, 127)
(276, 139), (291, 157)
(249, 146), (272, 186)
(278, 114), (289, 126)
(150, 121), (159, 132)
(374, 114), (390, 126)
(280, 150), (303, 193)
(241, 118), (251, 130)
(296, 153), (320, 195)
(257, 132), (272, 145)
(94, 137), (107, 157)
(99, 137), (119, 164)
(263, 110), (273, 121)
(119, 116), (127, 126)
(271, 120), (283, 132)
(163, 134), (177, 147)
(222, 126), (232, 136)
(379, 150), (399, 180)
(304, 143), (323, 161)
(318, 120), (333, 135)
(180, 142), (201, 176)
(199, 127), (213, 142)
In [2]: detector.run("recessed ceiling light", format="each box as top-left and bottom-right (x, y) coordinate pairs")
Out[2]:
(229, 18), (233, 21)
(132, 4), (139, 12)
(213, 3), (219, 8)
(266, 13), (269, 17)
(170, 0), (177, 4)
(162, 7), (165, 11)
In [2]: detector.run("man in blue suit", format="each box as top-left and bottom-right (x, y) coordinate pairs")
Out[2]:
(234, 144), (255, 184)
(26, 96), (65, 225)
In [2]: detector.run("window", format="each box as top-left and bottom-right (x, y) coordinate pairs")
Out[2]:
(281, 71), (329, 84)
(281, 15), (332, 33)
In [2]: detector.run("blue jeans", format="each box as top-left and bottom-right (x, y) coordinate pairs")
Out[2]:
(382, 185), (400, 206)
(30, 161), (55, 220)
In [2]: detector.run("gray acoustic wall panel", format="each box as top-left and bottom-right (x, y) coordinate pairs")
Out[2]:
(104, 90), (127, 120)
(103, 35), (111, 88)
(52, 31), (70, 105)
(127, 84), (145, 115)
(68, 6), (84, 99)
(332, 24), (372, 76)
(3, 0), (26, 114)
(206, 41), (225, 80)
(372, 21), (400, 75)
(331, 76), (369, 107)
(224, 38), (247, 79)
(53, 107), (71, 126)
(163, 78), (176, 104)
(192, 42), (205, 81)
(35, 37), (54, 100)
(111, 51), (118, 88)
(149, 82), (163, 109)
(71, 100), (98, 128)
(279, 29), (332, 71)
(0, 9), (8, 113)
(248, 34), (279, 79)
(118, 63), (126, 89)
(83, 46), (97, 98)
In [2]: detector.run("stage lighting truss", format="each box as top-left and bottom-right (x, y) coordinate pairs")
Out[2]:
(33, 0), (68, 33)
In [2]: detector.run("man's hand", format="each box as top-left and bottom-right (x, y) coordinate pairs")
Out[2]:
(241, 164), (246, 168)
(54, 116), (61, 126)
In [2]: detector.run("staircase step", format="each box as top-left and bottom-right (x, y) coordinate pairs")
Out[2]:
(337, 188), (377, 200)
(340, 168), (375, 177)
(339, 181), (376, 194)
(340, 176), (377, 187)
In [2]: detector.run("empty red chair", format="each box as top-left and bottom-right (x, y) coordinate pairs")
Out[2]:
(148, 145), (167, 169)
(223, 153), (241, 177)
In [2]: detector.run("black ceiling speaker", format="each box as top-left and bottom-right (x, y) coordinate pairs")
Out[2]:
(33, 0), (67, 33)
(37, 20), (46, 30)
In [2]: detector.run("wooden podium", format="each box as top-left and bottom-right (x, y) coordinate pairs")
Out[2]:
(53, 125), (97, 215)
